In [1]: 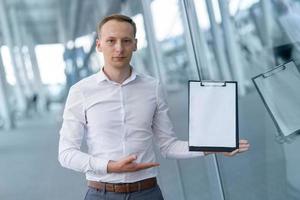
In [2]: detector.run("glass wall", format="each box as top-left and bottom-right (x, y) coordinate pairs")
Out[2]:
(149, 0), (212, 199)
(128, 0), (216, 199)
(129, 0), (300, 199)
(190, 0), (300, 199)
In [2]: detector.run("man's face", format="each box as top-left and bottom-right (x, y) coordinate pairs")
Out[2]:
(96, 20), (137, 70)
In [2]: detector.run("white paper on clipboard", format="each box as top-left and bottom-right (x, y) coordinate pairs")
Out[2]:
(188, 81), (238, 152)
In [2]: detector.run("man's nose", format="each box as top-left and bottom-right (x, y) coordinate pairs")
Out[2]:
(114, 41), (124, 52)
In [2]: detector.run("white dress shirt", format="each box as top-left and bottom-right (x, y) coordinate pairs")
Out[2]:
(58, 68), (204, 183)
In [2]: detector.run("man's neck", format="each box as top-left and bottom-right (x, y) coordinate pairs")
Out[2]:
(103, 65), (132, 84)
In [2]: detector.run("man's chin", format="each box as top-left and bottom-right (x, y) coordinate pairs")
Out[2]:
(111, 62), (130, 69)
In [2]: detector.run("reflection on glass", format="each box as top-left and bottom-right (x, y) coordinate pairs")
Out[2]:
(210, 0), (300, 199)
(252, 61), (300, 138)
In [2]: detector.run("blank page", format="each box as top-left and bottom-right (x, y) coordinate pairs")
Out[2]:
(189, 81), (238, 151)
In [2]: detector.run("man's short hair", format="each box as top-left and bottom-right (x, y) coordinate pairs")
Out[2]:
(97, 14), (136, 38)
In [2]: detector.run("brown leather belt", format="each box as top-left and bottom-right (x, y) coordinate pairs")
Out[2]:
(88, 177), (157, 193)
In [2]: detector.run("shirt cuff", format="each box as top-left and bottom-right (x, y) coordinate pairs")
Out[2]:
(90, 157), (110, 175)
(189, 151), (205, 157)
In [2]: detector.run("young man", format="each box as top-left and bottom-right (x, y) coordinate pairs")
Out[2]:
(58, 14), (250, 200)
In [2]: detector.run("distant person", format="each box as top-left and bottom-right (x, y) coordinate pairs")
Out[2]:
(58, 14), (250, 200)
(31, 93), (38, 112)
(26, 92), (38, 116)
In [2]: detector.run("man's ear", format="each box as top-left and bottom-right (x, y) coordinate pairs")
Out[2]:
(133, 39), (138, 51)
(96, 38), (102, 52)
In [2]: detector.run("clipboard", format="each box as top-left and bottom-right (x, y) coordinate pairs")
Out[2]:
(188, 81), (239, 152)
(252, 61), (300, 141)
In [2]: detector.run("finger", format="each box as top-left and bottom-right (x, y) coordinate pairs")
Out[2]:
(238, 147), (250, 152)
(230, 149), (239, 155)
(239, 139), (249, 144)
(239, 145), (250, 149)
(239, 142), (250, 146)
(136, 162), (160, 170)
(224, 149), (239, 156)
(122, 155), (137, 164)
(239, 144), (250, 148)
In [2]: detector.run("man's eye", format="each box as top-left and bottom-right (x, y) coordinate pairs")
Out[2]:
(107, 40), (114, 43)
(123, 40), (131, 43)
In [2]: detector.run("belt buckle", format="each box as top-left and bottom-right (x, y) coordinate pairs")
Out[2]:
(126, 183), (130, 193)
(103, 183), (106, 192)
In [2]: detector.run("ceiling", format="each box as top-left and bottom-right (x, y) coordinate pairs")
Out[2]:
(0, 0), (133, 45)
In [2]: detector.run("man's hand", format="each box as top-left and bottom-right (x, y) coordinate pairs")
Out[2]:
(204, 139), (250, 157)
(107, 155), (160, 173)
(222, 139), (250, 157)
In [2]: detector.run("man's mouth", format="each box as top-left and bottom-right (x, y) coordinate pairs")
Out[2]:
(113, 57), (126, 60)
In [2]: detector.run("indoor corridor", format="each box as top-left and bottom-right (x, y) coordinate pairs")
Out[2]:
(1, 0), (300, 199)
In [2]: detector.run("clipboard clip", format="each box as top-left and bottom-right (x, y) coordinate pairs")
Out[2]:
(262, 64), (286, 78)
(200, 82), (226, 87)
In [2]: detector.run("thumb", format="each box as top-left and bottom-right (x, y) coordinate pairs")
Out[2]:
(122, 155), (137, 164)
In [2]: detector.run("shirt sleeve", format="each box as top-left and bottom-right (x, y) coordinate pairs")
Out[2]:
(58, 86), (109, 175)
(152, 81), (204, 159)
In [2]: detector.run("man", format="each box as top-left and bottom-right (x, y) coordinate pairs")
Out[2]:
(58, 14), (250, 200)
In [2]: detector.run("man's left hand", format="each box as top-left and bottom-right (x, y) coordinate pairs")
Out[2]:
(204, 139), (250, 156)
(222, 139), (250, 157)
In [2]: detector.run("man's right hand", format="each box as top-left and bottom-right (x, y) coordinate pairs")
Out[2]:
(107, 155), (160, 173)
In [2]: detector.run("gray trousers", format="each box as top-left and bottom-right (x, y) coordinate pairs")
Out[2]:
(84, 185), (164, 200)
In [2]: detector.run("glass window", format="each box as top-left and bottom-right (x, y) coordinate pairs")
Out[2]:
(35, 44), (66, 85)
(190, 0), (300, 199)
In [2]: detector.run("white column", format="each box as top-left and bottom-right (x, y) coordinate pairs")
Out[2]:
(218, 0), (247, 95)
(10, 7), (32, 97)
(178, 0), (203, 80)
(140, 0), (164, 81)
(0, 0), (27, 112)
(180, 0), (217, 80)
(0, 53), (14, 129)
(206, 0), (232, 80)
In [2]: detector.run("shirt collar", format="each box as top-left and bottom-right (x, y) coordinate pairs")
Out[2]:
(97, 66), (138, 85)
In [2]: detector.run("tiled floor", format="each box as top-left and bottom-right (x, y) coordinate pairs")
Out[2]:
(1, 88), (299, 200)
(0, 111), (86, 200)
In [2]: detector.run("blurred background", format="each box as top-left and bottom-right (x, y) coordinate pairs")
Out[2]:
(0, 0), (300, 199)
